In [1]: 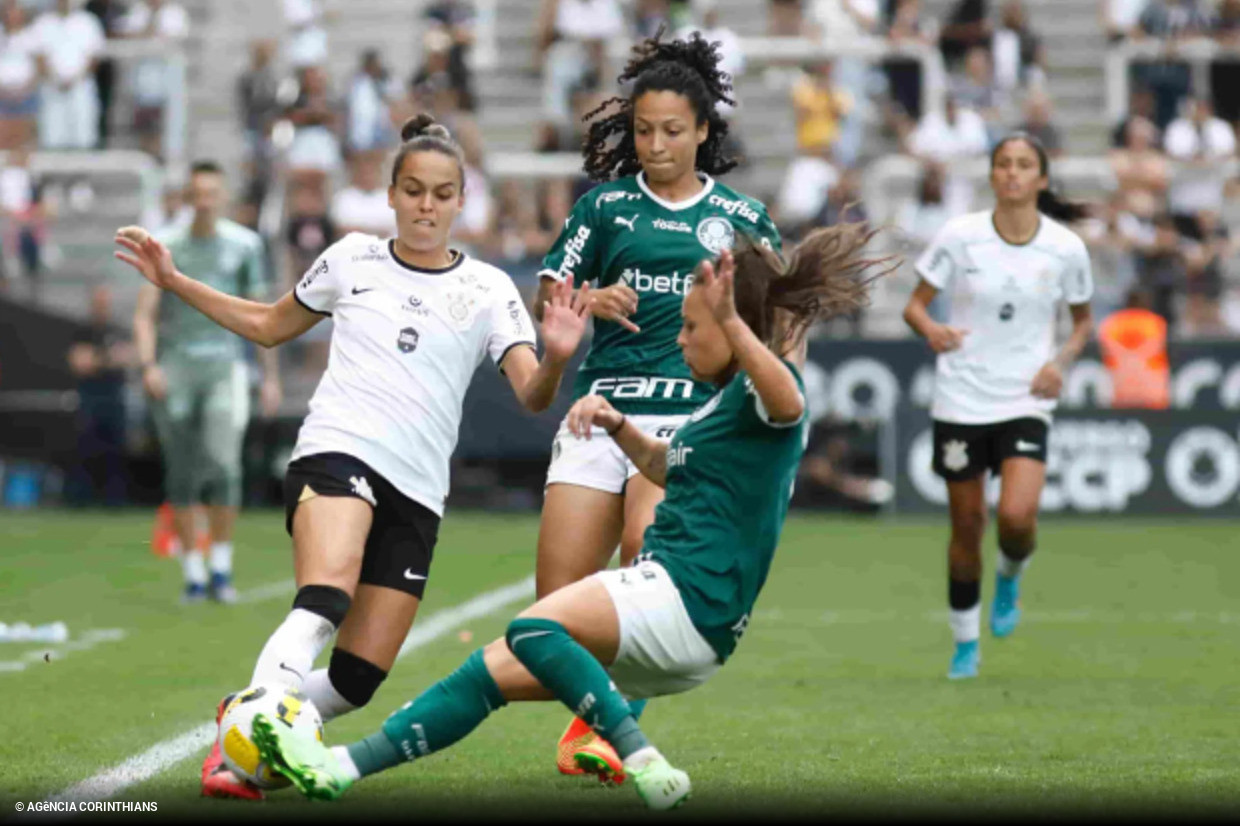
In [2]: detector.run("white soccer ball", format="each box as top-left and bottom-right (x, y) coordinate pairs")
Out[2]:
(218, 683), (323, 789)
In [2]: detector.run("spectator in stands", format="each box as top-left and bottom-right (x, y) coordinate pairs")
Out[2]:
(1016, 89), (1064, 157)
(768, 0), (808, 36)
(896, 161), (952, 247)
(284, 64), (343, 197)
(1164, 95), (1235, 239)
(633, 0), (671, 39)
(1135, 0), (1214, 130)
(410, 28), (465, 120)
(951, 45), (1004, 140)
(423, 0), (478, 112)
(65, 283), (131, 506)
(119, 0), (190, 161)
(450, 119), (494, 253)
(1182, 208), (1233, 335)
(536, 0), (624, 130)
(284, 180), (333, 376)
(992, 0), (1044, 92)
(883, 0), (933, 124)
(1136, 211), (1187, 325)
(939, 0), (990, 71)
(792, 59), (853, 160)
(0, 0), (41, 151)
(812, 0), (880, 38)
(1111, 84), (1159, 147)
(813, 166), (867, 229)
(1210, 0), (1240, 124)
(329, 149), (392, 239)
(1110, 115), (1169, 199)
(84, 0), (126, 148)
(236, 39), (282, 214)
(1080, 193), (1143, 318)
(32, 0), (106, 150)
(345, 49), (399, 155)
(0, 142), (45, 287)
(283, 0), (327, 70)
(905, 93), (989, 214)
(1102, 0), (1150, 43)
(676, 1), (746, 160)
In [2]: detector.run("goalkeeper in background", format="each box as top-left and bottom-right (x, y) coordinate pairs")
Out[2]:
(132, 161), (281, 603)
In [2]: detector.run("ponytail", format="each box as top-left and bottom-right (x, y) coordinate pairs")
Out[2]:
(992, 131), (1091, 223)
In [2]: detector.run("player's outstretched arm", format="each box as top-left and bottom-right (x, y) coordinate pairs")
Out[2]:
(114, 227), (320, 348)
(503, 277), (592, 412)
(700, 250), (804, 424)
(567, 394), (670, 487)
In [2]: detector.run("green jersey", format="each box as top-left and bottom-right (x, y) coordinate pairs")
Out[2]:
(643, 361), (808, 662)
(156, 219), (269, 362)
(539, 173), (781, 415)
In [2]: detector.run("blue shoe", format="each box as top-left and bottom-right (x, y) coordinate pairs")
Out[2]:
(948, 640), (980, 680)
(182, 582), (207, 604)
(990, 574), (1021, 638)
(209, 572), (237, 604)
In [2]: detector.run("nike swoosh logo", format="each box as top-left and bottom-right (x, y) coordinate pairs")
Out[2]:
(1015, 441), (1040, 452)
(278, 662), (304, 680)
(352, 286), (375, 295)
(507, 630), (552, 647)
(403, 569), (427, 581)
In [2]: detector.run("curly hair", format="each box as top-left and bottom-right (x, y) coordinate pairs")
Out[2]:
(581, 30), (737, 182)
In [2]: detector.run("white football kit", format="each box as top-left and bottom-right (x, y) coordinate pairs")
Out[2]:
(292, 233), (536, 516)
(915, 211), (1094, 425)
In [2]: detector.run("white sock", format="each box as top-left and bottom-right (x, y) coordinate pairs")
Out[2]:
(948, 603), (981, 643)
(181, 550), (207, 586)
(250, 609), (335, 688)
(996, 552), (1030, 579)
(622, 745), (664, 772)
(301, 668), (358, 723)
(330, 746), (362, 781)
(209, 542), (233, 576)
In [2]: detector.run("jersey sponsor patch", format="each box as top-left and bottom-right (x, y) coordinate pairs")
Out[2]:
(397, 327), (420, 354)
(620, 267), (694, 296)
(557, 225), (592, 279)
(301, 258), (328, 289)
(707, 193), (760, 224)
(588, 376), (695, 400)
(653, 218), (692, 234)
(696, 216), (736, 254)
(595, 190), (642, 209)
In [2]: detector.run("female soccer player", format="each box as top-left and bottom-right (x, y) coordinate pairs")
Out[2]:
(249, 225), (886, 811)
(902, 133), (1094, 680)
(114, 114), (592, 799)
(532, 31), (782, 778)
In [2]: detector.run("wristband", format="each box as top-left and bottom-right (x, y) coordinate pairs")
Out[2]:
(605, 415), (627, 437)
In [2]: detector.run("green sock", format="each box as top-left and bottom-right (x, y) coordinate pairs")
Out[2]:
(505, 617), (649, 759)
(346, 648), (506, 777)
(628, 698), (648, 721)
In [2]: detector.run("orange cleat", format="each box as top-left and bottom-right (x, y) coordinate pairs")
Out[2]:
(557, 716), (625, 785)
(201, 695), (264, 801)
(151, 503), (178, 558)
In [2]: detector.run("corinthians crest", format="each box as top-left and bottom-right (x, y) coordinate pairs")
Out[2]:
(943, 439), (969, 472)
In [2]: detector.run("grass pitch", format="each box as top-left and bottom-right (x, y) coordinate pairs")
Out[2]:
(1, 510), (1237, 820)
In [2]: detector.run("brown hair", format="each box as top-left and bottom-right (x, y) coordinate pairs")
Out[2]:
(727, 222), (895, 354)
(390, 113), (465, 186)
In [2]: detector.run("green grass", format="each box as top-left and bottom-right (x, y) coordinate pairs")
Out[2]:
(1, 511), (1238, 819)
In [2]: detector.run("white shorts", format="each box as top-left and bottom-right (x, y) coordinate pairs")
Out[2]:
(593, 560), (720, 699)
(545, 414), (687, 494)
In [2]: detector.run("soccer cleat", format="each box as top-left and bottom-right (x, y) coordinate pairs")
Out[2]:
(202, 695), (264, 801)
(948, 639), (980, 680)
(990, 574), (1022, 638)
(209, 572), (238, 604)
(151, 503), (178, 558)
(182, 582), (207, 604)
(629, 756), (691, 810)
(556, 717), (591, 775)
(251, 714), (352, 801)
(573, 737), (626, 786)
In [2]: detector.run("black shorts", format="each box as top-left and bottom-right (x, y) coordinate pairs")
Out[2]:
(283, 452), (440, 598)
(932, 418), (1049, 482)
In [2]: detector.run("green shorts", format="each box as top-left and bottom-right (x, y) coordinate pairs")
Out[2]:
(150, 358), (250, 507)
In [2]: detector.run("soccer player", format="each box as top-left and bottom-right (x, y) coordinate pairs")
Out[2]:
(248, 226), (885, 811)
(902, 133), (1094, 680)
(131, 161), (281, 604)
(114, 114), (592, 800)
(532, 31), (782, 780)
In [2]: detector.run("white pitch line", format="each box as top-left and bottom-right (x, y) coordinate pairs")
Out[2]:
(44, 574), (535, 806)
(235, 578), (296, 604)
(0, 629), (127, 674)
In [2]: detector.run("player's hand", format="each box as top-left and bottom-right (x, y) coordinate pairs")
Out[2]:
(114, 227), (178, 289)
(540, 275), (591, 364)
(260, 378), (282, 417)
(697, 249), (739, 324)
(1031, 361), (1064, 399)
(142, 364), (167, 400)
(926, 323), (968, 353)
(566, 394), (622, 440)
(588, 283), (640, 333)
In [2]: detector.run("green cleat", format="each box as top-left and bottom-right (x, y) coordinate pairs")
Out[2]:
(629, 756), (691, 810)
(251, 714), (352, 801)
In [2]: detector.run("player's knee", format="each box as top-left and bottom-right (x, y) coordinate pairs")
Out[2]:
(292, 584), (352, 627)
(327, 647), (388, 708)
(997, 503), (1037, 540)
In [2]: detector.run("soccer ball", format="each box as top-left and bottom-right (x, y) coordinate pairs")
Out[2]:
(218, 684), (323, 789)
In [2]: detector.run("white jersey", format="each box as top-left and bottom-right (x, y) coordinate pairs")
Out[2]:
(291, 233), (536, 516)
(915, 211), (1093, 425)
